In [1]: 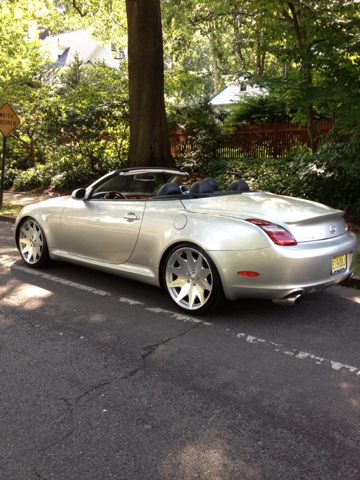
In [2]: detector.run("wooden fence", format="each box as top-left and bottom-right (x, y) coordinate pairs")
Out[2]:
(169, 119), (335, 159)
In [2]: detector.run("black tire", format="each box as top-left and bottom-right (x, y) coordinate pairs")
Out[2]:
(18, 218), (50, 268)
(163, 242), (224, 315)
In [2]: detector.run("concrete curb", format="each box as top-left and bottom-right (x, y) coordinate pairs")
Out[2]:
(0, 214), (16, 224)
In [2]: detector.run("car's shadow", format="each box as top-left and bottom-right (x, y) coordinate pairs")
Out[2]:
(11, 256), (360, 340)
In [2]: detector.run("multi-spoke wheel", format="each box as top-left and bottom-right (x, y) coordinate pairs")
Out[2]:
(163, 243), (223, 314)
(18, 218), (50, 268)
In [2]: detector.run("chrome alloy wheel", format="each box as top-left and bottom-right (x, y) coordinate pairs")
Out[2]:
(165, 246), (214, 311)
(19, 219), (45, 265)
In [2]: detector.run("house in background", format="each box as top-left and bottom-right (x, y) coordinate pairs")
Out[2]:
(41, 29), (126, 68)
(209, 75), (265, 110)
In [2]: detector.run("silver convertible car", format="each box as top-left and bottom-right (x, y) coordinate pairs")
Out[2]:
(14, 167), (358, 314)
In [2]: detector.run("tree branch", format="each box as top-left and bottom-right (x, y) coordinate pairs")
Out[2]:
(70, 0), (88, 17)
(189, 8), (249, 26)
(288, 2), (304, 51)
(236, 47), (246, 70)
(281, 9), (293, 24)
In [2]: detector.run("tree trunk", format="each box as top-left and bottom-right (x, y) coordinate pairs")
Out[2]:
(236, 48), (246, 70)
(260, 52), (265, 76)
(306, 103), (317, 153)
(256, 41), (261, 75)
(212, 54), (219, 94)
(125, 0), (174, 167)
(285, 3), (317, 153)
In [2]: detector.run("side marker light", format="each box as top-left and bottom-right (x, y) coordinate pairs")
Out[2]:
(237, 271), (260, 277)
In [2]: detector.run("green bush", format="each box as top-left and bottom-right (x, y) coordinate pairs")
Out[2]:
(3, 167), (22, 189)
(48, 156), (123, 192)
(101, 157), (125, 173)
(224, 93), (293, 126)
(50, 166), (94, 191)
(12, 165), (52, 191)
(205, 137), (360, 212)
(167, 101), (229, 169)
(9, 154), (125, 193)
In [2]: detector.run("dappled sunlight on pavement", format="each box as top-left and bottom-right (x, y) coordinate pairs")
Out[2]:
(0, 282), (53, 311)
(344, 295), (360, 304)
(159, 433), (261, 480)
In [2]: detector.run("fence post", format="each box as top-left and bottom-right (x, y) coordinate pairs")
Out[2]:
(273, 121), (279, 158)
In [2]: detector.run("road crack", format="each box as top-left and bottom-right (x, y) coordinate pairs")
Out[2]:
(32, 380), (114, 479)
(141, 322), (202, 360)
(121, 322), (203, 380)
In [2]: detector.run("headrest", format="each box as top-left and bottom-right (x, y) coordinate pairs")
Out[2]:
(190, 181), (214, 194)
(229, 180), (250, 191)
(157, 183), (182, 196)
(203, 177), (220, 191)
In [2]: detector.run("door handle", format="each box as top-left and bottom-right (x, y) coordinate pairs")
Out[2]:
(124, 213), (140, 221)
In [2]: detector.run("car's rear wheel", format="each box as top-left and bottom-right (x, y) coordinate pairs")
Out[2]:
(163, 243), (223, 314)
(18, 218), (50, 268)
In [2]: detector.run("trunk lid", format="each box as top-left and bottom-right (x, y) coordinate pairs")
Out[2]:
(182, 192), (347, 242)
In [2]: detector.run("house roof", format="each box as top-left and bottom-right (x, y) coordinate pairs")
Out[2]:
(209, 74), (264, 108)
(43, 29), (101, 66)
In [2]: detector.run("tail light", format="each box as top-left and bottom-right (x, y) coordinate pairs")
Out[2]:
(247, 219), (297, 246)
(344, 220), (350, 232)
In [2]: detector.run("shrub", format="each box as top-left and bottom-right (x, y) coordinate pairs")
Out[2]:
(9, 154), (125, 193)
(50, 166), (94, 191)
(224, 93), (293, 126)
(12, 166), (51, 191)
(167, 101), (229, 170)
(205, 137), (360, 212)
(3, 167), (22, 189)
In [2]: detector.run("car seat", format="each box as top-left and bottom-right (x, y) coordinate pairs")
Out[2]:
(229, 180), (250, 191)
(157, 183), (182, 196)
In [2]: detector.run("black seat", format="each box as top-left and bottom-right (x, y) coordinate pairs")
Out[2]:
(203, 177), (220, 191)
(229, 179), (250, 192)
(190, 181), (214, 194)
(157, 183), (182, 196)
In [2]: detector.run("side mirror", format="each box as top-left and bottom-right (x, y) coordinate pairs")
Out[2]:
(72, 188), (87, 200)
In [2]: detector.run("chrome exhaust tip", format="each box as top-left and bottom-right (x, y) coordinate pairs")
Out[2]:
(341, 273), (354, 284)
(273, 293), (302, 306)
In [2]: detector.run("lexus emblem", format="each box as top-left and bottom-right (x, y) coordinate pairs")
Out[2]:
(329, 224), (337, 235)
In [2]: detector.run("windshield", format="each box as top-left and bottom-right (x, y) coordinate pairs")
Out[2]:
(92, 171), (188, 197)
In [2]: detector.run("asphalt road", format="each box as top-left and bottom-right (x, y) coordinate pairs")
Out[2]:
(1, 221), (360, 480)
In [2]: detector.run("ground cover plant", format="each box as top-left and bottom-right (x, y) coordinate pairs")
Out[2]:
(0, 204), (23, 216)
(355, 254), (360, 277)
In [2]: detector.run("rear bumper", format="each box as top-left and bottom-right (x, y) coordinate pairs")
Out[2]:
(209, 232), (358, 301)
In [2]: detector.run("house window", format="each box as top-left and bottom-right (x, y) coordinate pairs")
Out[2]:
(111, 43), (125, 59)
(240, 84), (247, 92)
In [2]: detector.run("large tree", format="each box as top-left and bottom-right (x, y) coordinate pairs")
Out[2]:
(62, 0), (174, 167)
(125, 0), (174, 166)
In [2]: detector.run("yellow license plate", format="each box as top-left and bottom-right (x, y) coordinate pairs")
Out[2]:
(332, 254), (346, 274)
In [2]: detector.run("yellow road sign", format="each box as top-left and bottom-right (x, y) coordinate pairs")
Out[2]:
(0, 103), (20, 137)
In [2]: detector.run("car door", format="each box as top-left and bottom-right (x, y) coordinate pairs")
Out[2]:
(60, 198), (145, 264)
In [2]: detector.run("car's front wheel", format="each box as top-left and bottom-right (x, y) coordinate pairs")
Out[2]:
(163, 243), (223, 314)
(18, 218), (50, 268)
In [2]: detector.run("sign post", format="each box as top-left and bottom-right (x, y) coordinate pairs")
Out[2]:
(0, 103), (20, 208)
